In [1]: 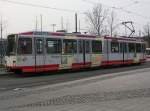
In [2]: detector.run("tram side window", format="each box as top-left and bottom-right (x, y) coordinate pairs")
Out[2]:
(142, 44), (146, 53)
(86, 41), (90, 53)
(136, 43), (142, 53)
(92, 41), (102, 54)
(120, 43), (127, 53)
(146, 49), (150, 55)
(78, 40), (83, 53)
(120, 43), (123, 53)
(124, 43), (127, 53)
(63, 39), (77, 54)
(128, 43), (135, 53)
(36, 39), (43, 54)
(125, 43), (128, 53)
(46, 39), (61, 54)
(111, 42), (119, 53)
(18, 38), (32, 54)
(7, 35), (16, 55)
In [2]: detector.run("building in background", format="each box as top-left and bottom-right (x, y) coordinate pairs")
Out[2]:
(0, 39), (7, 65)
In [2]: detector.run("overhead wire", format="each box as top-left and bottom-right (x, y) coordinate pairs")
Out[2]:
(1, 0), (149, 20)
(0, 0), (84, 14)
(0, 0), (149, 33)
(83, 0), (150, 21)
(119, 1), (139, 9)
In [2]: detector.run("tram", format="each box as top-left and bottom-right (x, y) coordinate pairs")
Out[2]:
(146, 48), (150, 61)
(5, 31), (146, 73)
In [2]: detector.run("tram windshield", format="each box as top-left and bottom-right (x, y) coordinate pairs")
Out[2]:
(7, 35), (17, 56)
(17, 38), (32, 54)
(146, 48), (150, 55)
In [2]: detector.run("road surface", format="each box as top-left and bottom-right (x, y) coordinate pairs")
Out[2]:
(0, 62), (150, 92)
(0, 65), (150, 110)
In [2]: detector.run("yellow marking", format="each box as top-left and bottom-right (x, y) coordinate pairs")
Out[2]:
(134, 56), (140, 63)
(64, 36), (77, 39)
(59, 55), (74, 69)
(95, 38), (102, 40)
(91, 54), (102, 67)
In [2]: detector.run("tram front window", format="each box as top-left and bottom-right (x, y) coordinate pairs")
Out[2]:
(17, 38), (32, 54)
(7, 35), (17, 55)
(146, 48), (150, 55)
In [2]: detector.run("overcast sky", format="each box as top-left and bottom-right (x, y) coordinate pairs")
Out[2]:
(0, 0), (150, 37)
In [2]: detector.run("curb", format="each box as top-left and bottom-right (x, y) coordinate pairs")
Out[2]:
(0, 68), (11, 76)
(0, 72), (11, 75)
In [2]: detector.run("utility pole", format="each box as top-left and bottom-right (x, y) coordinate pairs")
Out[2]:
(61, 16), (64, 30)
(0, 17), (3, 66)
(35, 16), (38, 32)
(75, 13), (78, 33)
(148, 26), (150, 47)
(40, 14), (43, 33)
(79, 20), (80, 32)
(139, 30), (141, 37)
(51, 24), (56, 32)
(124, 24), (127, 36)
(66, 20), (69, 32)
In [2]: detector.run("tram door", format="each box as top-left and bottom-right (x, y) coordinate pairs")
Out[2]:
(128, 43), (138, 63)
(60, 39), (77, 69)
(34, 37), (45, 72)
(77, 40), (91, 68)
(83, 40), (91, 66)
(120, 42), (128, 64)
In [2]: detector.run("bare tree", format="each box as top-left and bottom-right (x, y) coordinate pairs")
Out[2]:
(143, 23), (150, 47)
(143, 23), (150, 36)
(85, 4), (108, 36)
(107, 10), (118, 36)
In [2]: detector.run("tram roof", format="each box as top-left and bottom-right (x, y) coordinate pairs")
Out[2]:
(14, 31), (144, 42)
(19, 31), (97, 38)
(104, 36), (144, 42)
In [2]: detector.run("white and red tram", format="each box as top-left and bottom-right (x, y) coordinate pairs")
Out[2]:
(5, 31), (146, 73)
(146, 48), (150, 61)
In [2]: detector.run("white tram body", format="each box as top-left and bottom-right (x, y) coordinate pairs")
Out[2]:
(5, 31), (146, 73)
(146, 48), (150, 61)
